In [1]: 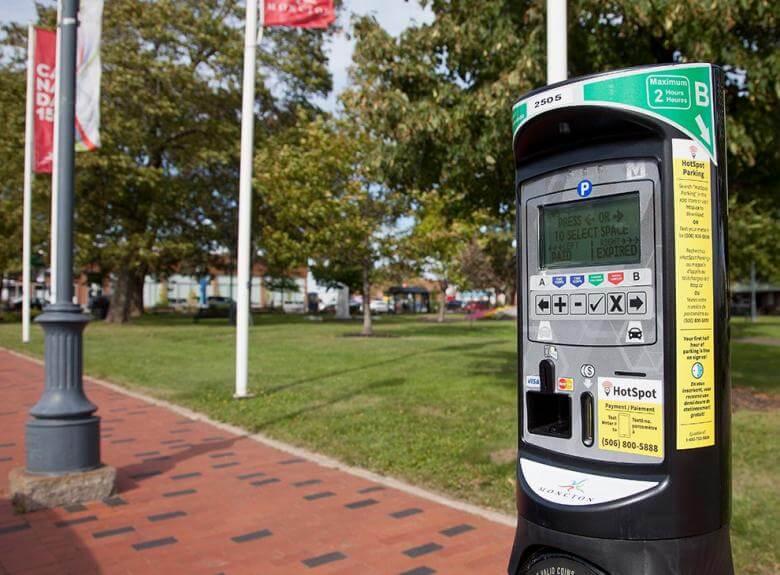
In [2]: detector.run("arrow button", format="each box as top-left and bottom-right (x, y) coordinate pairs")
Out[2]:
(628, 291), (647, 314)
(535, 295), (551, 315)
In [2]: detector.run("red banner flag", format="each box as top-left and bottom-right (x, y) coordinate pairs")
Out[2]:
(33, 27), (56, 174)
(264, 0), (335, 29)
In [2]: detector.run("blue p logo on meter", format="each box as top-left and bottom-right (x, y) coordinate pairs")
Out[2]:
(577, 179), (592, 197)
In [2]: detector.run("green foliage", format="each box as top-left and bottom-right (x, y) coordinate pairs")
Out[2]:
(348, 0), (779, 282)
(0, 0), (337, 320)
(458, 223), (516, 299)
(256, 115), (404, 294)
(403, 191), (473, 288)
(728, 195), (780, 284)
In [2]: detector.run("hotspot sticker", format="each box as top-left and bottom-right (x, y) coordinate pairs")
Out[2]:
(597, 377), (663, 458)
(557, 377), (574, 392)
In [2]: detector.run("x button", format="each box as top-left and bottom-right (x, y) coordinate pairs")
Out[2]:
(608, 292), (625, 315)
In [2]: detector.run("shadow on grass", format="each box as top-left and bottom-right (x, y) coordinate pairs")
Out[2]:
(259, 339), (505, 397)
(253, 377), (407, 431)
(464, 350), (518, 386)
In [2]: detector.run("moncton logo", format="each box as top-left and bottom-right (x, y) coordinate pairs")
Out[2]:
(537, 478), (593, 503)
(559, 479), (587, 493)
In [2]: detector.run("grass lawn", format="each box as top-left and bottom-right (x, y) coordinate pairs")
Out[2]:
(0, 313), (777, 574)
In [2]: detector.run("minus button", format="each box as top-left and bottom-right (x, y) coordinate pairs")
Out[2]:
(570, 294), (587, 315)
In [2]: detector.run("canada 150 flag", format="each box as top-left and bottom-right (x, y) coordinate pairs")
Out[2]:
(264, 0), (335, 29)
(32, 0), (103, 174)
(32, 27), (56, 173)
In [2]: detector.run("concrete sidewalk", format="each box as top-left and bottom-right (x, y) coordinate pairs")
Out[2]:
(0, 351), (514, 574)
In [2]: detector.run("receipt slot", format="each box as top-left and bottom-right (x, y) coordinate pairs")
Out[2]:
(508, 64), (733, 575)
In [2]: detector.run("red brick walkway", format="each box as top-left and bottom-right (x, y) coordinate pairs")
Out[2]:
(0, 351), (514, 574)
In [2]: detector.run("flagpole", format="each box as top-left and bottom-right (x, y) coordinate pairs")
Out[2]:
(234, 0), (262, 399)
(22, 25), (36, 344)
(546, 0), (567, 84)
(50, 1), (62, 303)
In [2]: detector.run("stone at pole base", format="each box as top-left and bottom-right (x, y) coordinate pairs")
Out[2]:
(9, 465), (117, 513)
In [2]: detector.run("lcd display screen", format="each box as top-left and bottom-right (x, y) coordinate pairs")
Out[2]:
(540, 193), (641, 268)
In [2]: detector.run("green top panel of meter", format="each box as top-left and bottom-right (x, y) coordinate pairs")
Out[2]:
(512, 64), (717, 163)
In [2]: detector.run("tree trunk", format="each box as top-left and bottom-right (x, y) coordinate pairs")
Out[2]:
(130, 271), (145, 317)
(106, 268), (132, 323)
(106, 266), (145, 323)
(361, 263), (372, 336)
(437, 280), (447, 323)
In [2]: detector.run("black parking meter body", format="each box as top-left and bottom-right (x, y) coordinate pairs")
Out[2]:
(509, 64), (733, 575)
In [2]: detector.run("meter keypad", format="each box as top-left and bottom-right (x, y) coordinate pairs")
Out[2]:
(528, 268), (656, 345)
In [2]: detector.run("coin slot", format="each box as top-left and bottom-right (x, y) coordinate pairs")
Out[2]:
(581, 392), (594, 447)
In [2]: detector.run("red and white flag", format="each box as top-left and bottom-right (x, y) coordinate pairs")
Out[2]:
(75, 0), (104, 151)
(264, 0), (335, 29)
(32, 27), (56, 173)
(31, 0), (103, 174)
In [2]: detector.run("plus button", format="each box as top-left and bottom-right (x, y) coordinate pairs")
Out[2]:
(552, 295), (568, 315)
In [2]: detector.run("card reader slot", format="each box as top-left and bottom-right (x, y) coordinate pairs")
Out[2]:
(614, 371), (646, 377)
(527, 391), (571, 439)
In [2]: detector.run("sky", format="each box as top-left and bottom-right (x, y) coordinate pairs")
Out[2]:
(0, 0), (434, 109)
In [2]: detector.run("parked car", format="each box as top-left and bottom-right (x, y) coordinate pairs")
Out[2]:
(89, 295), (110, 320)
(446, 299), (464, 311)
(369, 299), (392, 314)
(195, 296), (234, 321)
(464, 300), (491, 313)
(282, 300), (305, 314)
(6, 296), (45, 312)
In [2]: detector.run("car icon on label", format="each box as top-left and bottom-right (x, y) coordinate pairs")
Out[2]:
(627, 327), (643, 340)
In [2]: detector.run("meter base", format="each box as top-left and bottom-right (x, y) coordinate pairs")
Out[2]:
(509, 515), (734, 575)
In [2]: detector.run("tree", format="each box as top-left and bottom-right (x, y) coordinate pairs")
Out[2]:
(458, 237), (496, 293)
(348, 1), (780, 283)
(728, 195), (780, 284)
(403, 192), (472, 322)
(0, 0), (337, 322)
(255, 116), (404, 335)
(480, 224), (516, 304)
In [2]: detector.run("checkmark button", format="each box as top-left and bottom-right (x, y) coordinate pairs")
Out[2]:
(588, 294), (606, 315)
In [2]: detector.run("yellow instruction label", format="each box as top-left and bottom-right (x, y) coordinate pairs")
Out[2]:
(597, 377), (663, 458)
(673, 138), (715, 450)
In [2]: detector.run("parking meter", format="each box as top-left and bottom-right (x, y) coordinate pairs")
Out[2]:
(509, 64), (733, 575)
